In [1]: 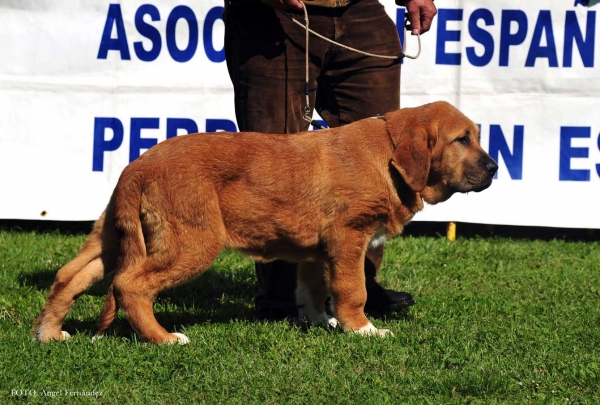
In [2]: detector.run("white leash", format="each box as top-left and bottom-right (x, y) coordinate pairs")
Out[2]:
(292, 2), (421, 61)
(290, 1), (421, 126)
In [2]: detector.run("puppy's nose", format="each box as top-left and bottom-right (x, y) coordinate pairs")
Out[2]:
(485, 160), (498, 176)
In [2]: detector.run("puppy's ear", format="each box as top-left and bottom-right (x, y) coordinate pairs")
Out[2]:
(385, 111), (433, 192)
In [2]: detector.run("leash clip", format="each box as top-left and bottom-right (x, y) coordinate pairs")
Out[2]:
(303, 106), (312, 123)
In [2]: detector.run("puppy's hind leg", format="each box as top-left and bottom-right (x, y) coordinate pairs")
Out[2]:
(33, 213), (119, 343)
(296, 262), (338, 328)
(109, 229), (225, 344)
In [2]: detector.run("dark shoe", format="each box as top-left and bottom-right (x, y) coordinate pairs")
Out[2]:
(254, 261), (298, 320)
(255, 297), (298, 321)
(364, 283), (415, 313)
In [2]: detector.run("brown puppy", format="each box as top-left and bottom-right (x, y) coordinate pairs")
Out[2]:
(33, 101), (497, 344)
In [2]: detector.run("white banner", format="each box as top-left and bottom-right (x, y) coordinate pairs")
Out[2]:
(0, 0), (598, 228)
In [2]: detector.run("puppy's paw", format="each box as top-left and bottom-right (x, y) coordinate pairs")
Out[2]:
(169, 333), (190, 345)
(33, 329), (71, 343)
(325, 315), (339, 329)
(312, 314), (339, 329)
(354, 322), (394, 338)
(299, 310), (339, 329)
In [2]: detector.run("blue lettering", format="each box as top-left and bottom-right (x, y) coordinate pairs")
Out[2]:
(130, 118), (159, 162)
(525, 11), (558, 67)
(204, 7), (226, 63)
(559, 126), (590, 181)
(499, 10), (528, 67)
(430, 8), (597, 68)
(466, 9), (495, 67)
(166, 6), (198, 63)
(93, 118), (124, 172)
(97, 4), (130, 60)
(134, 5), (162, 62)
(206, 119), (237, 132)
(92, 117), (240, 170)
(396, 8), (406, 50)
(311, 120), (328, 130)
(489, 125), (524, 180)
(436, 9), (463, 65)
(564, 11), (596, 67)
(166, 118), (198, 139)
(395, 7), (407, 64)
(597, 131), (600, 177)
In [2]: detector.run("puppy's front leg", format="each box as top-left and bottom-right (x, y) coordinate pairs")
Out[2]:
(328, 240), (393, 338)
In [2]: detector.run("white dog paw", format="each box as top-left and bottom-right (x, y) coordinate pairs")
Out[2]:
(324, 315), (339, 328)
(317, 314), (339, 329)
(299, 311), (339, 329)
(354, 323), (394, 338)
(91, 335), (103, 343)
(32, 327), (71, 343)
(170, 333), (190, 345)
(313, 314), (339, 328)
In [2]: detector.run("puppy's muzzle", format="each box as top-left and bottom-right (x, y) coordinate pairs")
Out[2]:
(470, 157), (498, 192)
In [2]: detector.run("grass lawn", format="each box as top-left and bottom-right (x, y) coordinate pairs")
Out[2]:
(1, 227), (599, 404)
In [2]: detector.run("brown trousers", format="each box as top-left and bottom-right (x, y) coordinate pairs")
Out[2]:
(224, 0), (402, 310)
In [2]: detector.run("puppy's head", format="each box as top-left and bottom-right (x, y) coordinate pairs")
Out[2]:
(385, 101), (497, 204)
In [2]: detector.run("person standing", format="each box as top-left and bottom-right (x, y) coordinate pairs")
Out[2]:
(224, 0), (437, 319)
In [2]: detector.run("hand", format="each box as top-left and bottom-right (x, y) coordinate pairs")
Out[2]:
(261, 0), (305, 11)
(405, 0), (437, 35)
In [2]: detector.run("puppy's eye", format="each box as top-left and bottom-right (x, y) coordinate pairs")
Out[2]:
(456, 136), (469, 145)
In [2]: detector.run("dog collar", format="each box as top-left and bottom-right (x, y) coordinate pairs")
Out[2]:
(373, 114), (396, 150)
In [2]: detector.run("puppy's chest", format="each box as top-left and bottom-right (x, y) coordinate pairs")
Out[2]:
(368, 227), (388, 249)
(367, 196), (423, 249)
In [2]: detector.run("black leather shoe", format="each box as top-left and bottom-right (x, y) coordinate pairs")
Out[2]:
(255, 297), (298, 321)
(364, 283), (415, 313)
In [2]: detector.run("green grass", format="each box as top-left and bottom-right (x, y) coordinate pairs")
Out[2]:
(1, 229), (599, 404)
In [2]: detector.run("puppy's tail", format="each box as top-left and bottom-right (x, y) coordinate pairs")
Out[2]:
(96, 284), (117, 336)
(112, 170), (147, 271)
(95, 169), (147, 335)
